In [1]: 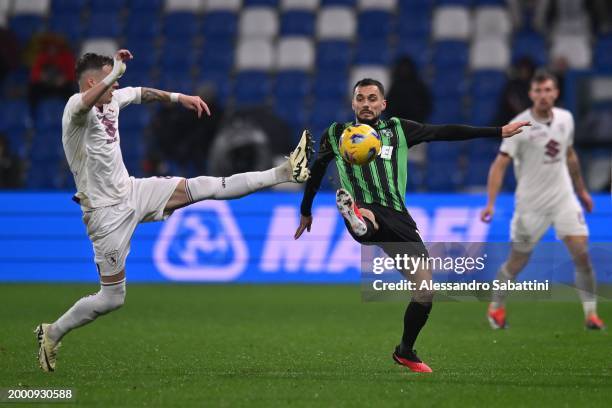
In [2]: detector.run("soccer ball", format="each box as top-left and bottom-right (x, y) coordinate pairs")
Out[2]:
(339, 124), (382, 166)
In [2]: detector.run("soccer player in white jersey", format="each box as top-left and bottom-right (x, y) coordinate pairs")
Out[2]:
(481, 70), (605, 330)
(34, 49), (313, 372)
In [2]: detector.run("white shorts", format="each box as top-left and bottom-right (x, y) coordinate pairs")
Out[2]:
(510, 200), (589, 252)
(83, 176), (182, 277)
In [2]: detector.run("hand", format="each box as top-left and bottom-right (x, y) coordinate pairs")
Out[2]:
(501, 121), (531, 138)
(294, 215), (312, 240)
(578, 190), (594, 213)
(179, 94), (211, 118)
(480, 205), (495, 223)
(114, 49), (133, 63)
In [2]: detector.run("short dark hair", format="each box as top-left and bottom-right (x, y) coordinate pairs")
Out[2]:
(531, 69), (558, 88)
(75, 53), (113, 81)
(353, 78), (385, 96)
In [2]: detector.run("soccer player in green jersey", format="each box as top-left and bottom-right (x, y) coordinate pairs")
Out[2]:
(294, 78), (530, 372)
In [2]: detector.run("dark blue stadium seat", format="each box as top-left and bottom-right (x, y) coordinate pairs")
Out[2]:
(120, 107), (151, 131)
(9, 15), (45, 44)
(35, 99), (65, 132)
(321, 0), (356, 5)
(30, 131), (64, 161)
(49, 12), (83, 46)
(125, 12), (161, 42)
(160, 44), (197, 73)
(463, 159), (491, 188)
(0, 68), (29, 99)
(86, 13), (122, 38)
(280, 11), (315, 36)
(436, 0), (472, 5)
(26, 159), (62, 189)
(3, 128), (27, 157)
(195, 70), (232, 106)
(163, 12), (199, 41)
(0, 100), (30, 132)
(474, 0), (505, 5)
(202, 11), (237, 41)
(432, 41), (469, 69)
(425, 161), (461, 191)
(395, 40), (430, 71)
(119, 129), (144, 159)
(357, 11), (393, 40)
(313, 70), (348, 99)
(129, 0), (163, 12)
(431, 68), (466, 98)
(594, 35), (612, 74)
(275, 71), (311, 99)
(469, 98), (499, 126)
(122, 39), (158, 70)
(52, 0), (88, 14)
(429, 98), (464, 124)
(354, 40), (393, 65)
(309, 98), (351, 132)
(406, 161), (425, 191)
(120, 68), (157, 88)
(234, 71), (272, 106)
(470, 70), (507, 99)
(90, 0), (126, 12)
(158, 74), (195, 95)
(274, 97), (307, 140)
(512, 31), (547, 66)
(316, 40), (353, 71)
(397, 12), (431, 40)
(200, 39), (234, 73)
(244, 0), (279, 6)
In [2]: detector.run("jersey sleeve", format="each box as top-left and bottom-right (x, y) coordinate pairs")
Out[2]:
(398, 118), (501, 147)
(300, 127), (336, 217)
(499, 134), (519, 158)
(113, 87), (142, 109)
(64, 93), (89, 127)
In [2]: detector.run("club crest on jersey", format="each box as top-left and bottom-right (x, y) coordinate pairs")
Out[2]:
(380, 129), (393, 139)
(104, 250), (119, 267)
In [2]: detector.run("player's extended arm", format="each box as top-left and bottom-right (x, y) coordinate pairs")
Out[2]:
(567, 146), (593, 212)
(480, 153), (512, 223)
(79, 49), (131, 111)
(141, 88), (211, 118)
(402, 120), (531, 146)
(295, 132), (335, 239)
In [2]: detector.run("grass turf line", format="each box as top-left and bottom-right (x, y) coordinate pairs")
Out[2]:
(0, 284), (610, 407)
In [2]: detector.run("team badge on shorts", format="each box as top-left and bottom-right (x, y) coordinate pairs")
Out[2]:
(105, 250), (119, 268)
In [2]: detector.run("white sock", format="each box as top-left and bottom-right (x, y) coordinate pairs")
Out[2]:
(575, 264), (597, 317)
(185, 163), (291, 202)
(47, 282), (126, 343)
(491, 264), (514, 309)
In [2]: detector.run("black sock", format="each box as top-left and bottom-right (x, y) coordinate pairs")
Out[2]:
(400, 301), (432, 354)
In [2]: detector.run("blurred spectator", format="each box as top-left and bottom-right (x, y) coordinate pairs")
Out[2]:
(586, 0), (612, 34)
(507, 0), (550, 32)
(27, 34), (76, 115)
(386, 57), (432, 123)
(386, 57), (432, 165)
(0, 133), (22, 188)
(495, 57), (537, 125)
(207, 107), (293, 177)
(0, 28), (19, 85)
(147, 84), (223, 176)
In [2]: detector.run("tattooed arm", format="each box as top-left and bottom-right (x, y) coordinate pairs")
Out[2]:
(567, 146), (593, 212)
(141, 87), (211, 117)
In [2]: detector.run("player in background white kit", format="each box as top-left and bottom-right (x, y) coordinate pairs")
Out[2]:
(480, 70), (605, 330)
(34, 49), (313, 372)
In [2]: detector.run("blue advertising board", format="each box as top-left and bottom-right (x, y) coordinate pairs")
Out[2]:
(0, 192), (610, 283)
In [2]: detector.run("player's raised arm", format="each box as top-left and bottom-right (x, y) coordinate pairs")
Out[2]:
(78, 49), (132, 112)
(141, 87), (211, 118)
(295, 129), (334, 240)
(567, 146), (593, 213)
(480, 153), (512, 223)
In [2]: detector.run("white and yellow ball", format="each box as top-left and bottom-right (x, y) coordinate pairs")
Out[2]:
(339, 124), (382, 166)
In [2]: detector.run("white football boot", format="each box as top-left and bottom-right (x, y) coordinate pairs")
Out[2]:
(288, 129), (314, 183)
(35, 323), (61, 372)
(336, 189), (368, 236)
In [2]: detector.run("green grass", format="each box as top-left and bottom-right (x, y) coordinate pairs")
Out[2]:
(0, 284), (610, 407)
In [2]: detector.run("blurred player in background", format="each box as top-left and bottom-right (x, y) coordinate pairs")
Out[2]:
(481, 70), (605, 330)
(295, 78), (530, 373)
(35, 49), (313, 372)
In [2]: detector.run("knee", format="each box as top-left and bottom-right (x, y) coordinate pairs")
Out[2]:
(98, 285), (126, 314)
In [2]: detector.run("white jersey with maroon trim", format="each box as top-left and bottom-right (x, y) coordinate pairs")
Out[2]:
(499, 107), (577, 213)
(62, 87), (141, 208)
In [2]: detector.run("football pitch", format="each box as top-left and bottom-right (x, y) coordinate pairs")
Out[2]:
(1, 284), (610, 407)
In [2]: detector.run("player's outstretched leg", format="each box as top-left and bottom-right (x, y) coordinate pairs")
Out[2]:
(335, 189), (378, 239)
(35, 279), (126, 372)
(166, 130), (314, 211)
